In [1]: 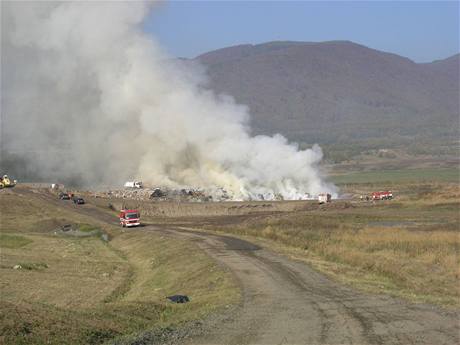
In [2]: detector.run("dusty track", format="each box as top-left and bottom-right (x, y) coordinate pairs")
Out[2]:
(15, 187), (460, 344)
(149, 226), (459, 345)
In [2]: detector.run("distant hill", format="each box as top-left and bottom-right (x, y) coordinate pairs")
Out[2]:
(194, 41), (459, 157)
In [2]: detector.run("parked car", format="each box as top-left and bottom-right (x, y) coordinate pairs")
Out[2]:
(59, 192), (70, 200)
(73, 197), (85, 205)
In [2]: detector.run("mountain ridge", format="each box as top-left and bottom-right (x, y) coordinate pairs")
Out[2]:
(196, 40), (459, 65)
(192, 41), (459, 153)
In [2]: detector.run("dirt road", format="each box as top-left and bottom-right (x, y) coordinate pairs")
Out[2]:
(150, 226), (459, 345)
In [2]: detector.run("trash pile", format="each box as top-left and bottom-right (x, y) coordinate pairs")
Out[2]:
(94, 186), (235, 202)
(90, 184), (320, 202)
(86, 181), (330, 202)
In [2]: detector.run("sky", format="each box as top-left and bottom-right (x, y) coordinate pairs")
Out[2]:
(145, 1), (459, 63)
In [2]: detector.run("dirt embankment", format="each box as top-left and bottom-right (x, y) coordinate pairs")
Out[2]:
(87, 195), (326, 218)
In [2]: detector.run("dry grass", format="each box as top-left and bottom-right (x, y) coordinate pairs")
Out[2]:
(0, 234), (33, 249)
(0, 188), (100, 234)
(1, 233), (129, 309)
(0, 188), (239, 344)
(313, 227), (460, 304)
(204, 182), (460, 306)
(110, 231), (239, 323)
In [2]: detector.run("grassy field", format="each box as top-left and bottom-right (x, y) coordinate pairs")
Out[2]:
(198, 180), (460, 307)
(0, 234), (33, 249)
(0, 188), (239, 345)
(330, 167), (459, 184)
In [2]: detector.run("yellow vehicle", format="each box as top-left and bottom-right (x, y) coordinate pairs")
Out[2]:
(0, 175), (16, 188)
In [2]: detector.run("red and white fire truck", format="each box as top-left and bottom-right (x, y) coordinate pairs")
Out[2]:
(371, 191), (393, 200)
(119, 209), (141, 227)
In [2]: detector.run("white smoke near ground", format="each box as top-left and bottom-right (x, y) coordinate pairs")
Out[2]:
(1, 1), (337, 200)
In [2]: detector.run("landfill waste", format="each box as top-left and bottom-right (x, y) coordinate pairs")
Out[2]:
(91, 186), (319, 202)
(95, 186), (233, 202)
(150, 188), (166, 199)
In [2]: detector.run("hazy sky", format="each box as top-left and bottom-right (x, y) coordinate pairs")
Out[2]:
(145, 1), (459, 62)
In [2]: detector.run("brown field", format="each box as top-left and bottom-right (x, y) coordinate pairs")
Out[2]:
(1, 175), (459, 344)
(0, 187), (239, 345)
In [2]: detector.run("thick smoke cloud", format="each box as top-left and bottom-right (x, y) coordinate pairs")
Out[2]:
(1, 1), (336, 199)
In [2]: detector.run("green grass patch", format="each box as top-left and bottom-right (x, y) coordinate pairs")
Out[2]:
(330, 167), (460, 184)
(77, 224), (100, 233)
(17, 262), (48, 271)
(0, 234), (33, 249)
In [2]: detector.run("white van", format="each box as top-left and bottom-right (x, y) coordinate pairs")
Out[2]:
(124, 181), (143, 189)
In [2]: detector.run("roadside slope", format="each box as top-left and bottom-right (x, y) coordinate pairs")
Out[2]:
(0, 186), (239, 345)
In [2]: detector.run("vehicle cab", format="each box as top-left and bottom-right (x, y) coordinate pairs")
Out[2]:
(372, 191), (393, 200)
(119, 209), (141, 227)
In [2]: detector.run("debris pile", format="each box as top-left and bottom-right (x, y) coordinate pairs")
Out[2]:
(94, 187), (234, 202)
(91, 186), (322, 202)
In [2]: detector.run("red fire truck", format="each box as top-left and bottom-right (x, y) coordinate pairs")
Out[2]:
(371, 191), (393, 200)
(119, 209), (141, 227)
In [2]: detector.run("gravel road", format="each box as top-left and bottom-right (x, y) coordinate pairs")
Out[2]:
(151, 226), (459, 345)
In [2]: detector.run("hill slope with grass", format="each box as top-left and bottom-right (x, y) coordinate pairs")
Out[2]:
(0, 187), (238, 344)
(195, 41), (459, 155)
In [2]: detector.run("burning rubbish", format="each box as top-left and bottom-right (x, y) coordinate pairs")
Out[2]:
(97, 187), (227, 202)
(150, 188), (166, 199)
(92, 185), (323, 202)
(3, 2), (337, 201)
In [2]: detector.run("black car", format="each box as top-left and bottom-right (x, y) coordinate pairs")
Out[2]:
(59, 192), (70, 200)
(73, 197), (85, 205)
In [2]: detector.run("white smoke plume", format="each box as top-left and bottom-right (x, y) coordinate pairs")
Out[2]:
(1, 1), (336, 200)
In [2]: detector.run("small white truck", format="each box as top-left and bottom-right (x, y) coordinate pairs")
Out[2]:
(124, 181), (143, 189)
(318, 193), (332, 204)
